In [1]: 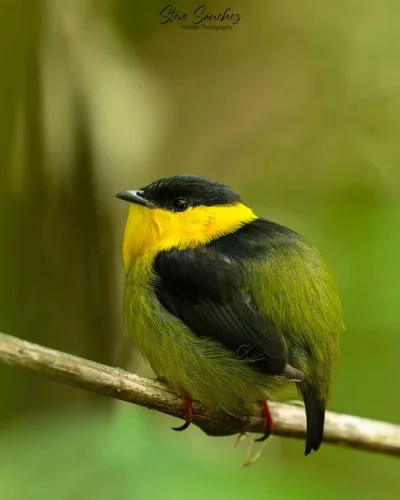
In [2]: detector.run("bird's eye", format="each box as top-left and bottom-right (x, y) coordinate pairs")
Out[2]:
(172, 198), (189, 212)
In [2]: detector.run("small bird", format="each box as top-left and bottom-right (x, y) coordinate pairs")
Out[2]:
(117, 174), (342, 455)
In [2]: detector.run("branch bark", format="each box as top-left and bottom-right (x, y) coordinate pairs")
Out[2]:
(0, 332), (398, 457)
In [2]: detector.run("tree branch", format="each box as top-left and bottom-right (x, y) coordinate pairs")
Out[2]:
(0, 332), (398, 456)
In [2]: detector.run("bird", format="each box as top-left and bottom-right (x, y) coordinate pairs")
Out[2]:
(116, 174), (342, 455)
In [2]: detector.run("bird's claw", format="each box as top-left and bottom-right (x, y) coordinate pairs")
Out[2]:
(233, 432), (248, 447)
(234, 400), (274, 467)
(254, 427), (272, 442)
(172, 395), (193, 432)
(242, 438), (273, 467)
(172, 420), (191, 432)
(253, 400), (273, 442)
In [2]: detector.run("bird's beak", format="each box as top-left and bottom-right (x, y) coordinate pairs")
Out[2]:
(115, 190), (154, 208)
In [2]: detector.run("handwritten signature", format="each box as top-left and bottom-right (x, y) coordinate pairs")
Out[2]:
(160, 5), (241, 26)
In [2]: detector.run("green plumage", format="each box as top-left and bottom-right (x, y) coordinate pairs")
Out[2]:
(243, 229), (341, 453)
(246, 233), (341, 398)
(123, 255), (282, 415)
(119, 175), (342, 455)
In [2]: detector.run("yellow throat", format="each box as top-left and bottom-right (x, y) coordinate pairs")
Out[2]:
(122, 202), (257, 271)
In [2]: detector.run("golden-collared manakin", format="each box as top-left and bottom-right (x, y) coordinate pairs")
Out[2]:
(117, 174), (342, 455)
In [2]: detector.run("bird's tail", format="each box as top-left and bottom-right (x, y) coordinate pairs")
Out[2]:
(301, 384), (326, 456)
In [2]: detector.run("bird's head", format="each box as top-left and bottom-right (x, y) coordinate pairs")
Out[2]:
(116, 174), (257, 269)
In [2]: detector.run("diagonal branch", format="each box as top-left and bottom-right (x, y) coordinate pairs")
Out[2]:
(0, 331), (399, 457)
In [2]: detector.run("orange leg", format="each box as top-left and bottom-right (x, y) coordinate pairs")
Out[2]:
(255, 400), (273, 442)
(172, 395), (193, 432)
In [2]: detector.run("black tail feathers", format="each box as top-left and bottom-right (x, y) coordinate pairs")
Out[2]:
(302, 385), (326, 456)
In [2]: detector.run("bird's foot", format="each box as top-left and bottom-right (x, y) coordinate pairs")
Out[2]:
(235, 401), (274, 467)
(254, 400), (273, 442)
(242, 436), (273, 467)
(172, 395), (193, 432)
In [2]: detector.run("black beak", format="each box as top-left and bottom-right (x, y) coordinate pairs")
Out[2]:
(116, 190), (154, 208)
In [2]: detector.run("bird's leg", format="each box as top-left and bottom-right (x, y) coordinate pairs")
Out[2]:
(236, 401), (274, 466)
(172, 395), (193, 431)
(254, 400), (273, 442)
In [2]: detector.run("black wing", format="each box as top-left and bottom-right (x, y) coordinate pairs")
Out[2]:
(153, 245), (288, 375)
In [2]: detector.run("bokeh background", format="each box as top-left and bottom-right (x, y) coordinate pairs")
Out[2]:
(1, 0), (399, 498)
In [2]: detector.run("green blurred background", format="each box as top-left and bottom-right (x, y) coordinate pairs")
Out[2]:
(0, 0), (399, 498)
